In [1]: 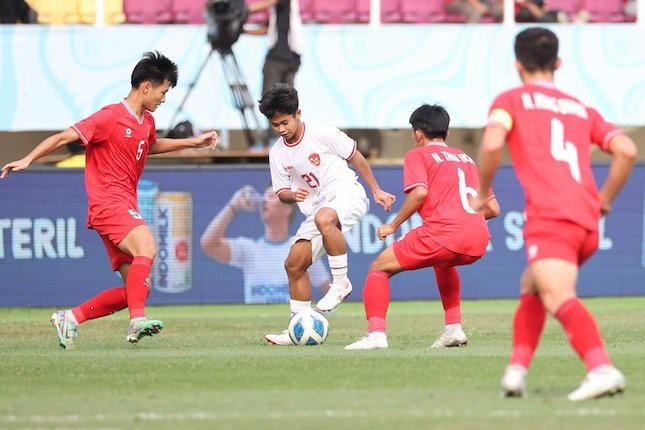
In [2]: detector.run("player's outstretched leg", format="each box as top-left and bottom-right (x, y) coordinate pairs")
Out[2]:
(568, 365), (626, 401)
(50, 310), (79, 349)
(345, 270), (390, 350)
(126, 318), (164, 343)
(431, 267), (467, 348)
(554, 297), (624, 400)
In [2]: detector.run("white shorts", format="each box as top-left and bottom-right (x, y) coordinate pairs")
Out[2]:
(292, 182), (369, 262)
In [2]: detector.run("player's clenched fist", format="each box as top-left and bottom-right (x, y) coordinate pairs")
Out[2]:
(195, 131), (218, 150)
(376, 223), (396, 240)
(373, 189), (396, 212)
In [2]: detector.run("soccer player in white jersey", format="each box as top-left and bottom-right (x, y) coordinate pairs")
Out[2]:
(259, 83), (395, 345)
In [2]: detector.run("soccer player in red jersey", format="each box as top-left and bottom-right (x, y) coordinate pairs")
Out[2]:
(345, 104), (500, 350)
(1, 51), (217, 348)
(472, 28), (637, 401)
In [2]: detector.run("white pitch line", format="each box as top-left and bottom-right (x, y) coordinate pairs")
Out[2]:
(0, 407), (620, 423)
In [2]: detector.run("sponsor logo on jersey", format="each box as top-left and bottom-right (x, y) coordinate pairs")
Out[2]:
(527, 244), (539, 260)
(125, 128), (133, 138)
(308, 153), (320, 166)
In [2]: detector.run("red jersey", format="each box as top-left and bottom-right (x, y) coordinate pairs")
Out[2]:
(72, 100), (157, 227)
(487, 82), (622, 231)
(403, 142), (490, 256)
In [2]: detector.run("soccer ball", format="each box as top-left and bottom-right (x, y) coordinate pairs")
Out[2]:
(288, 308), (329, 346)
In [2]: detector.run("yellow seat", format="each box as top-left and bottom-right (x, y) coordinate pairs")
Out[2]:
(78, 0), (126, 24)
(55, 154), (86, 168)
(30, 0), (80, 24)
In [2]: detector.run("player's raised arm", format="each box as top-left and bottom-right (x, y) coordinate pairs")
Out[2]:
(377, 185), (427, 240)
(1, 128), (80, 179)
(149, 131), (218, 154)
(348, 150), (395, 212)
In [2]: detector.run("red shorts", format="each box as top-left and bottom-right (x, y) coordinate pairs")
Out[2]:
(393, 226), (482, 270)
(90, 205), (147, 271)
(523, 219), (598, 266)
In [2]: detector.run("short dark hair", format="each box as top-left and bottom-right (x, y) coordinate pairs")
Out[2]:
(258, 83), (299, 119)
(409, 104), (450, 140)
(131, 51), (178, 89)
(514, 27), (558, 73)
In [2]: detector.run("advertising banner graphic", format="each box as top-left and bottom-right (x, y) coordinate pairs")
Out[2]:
(0, 166), (643, 307)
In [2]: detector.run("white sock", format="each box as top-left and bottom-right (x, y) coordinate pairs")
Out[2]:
(368, 331), (387, 339)
(445, 323), (462, 335)
(328, 253), (348, 286)
(65, 310), (78, 325)
(130, 316), (146, 324)
(290, 299), (311, 316)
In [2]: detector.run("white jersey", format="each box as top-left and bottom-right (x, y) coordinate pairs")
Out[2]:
(269, 122), (361, 217)
(229, 236), (330, 304)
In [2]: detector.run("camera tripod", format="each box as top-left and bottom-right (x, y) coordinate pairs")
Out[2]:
(165, 47), (267, 148)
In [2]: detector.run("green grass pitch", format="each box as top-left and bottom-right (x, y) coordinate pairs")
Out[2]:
(1, 297), (644, 429)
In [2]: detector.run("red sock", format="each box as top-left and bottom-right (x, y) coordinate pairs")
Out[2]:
(435, 266), (461, 325)
(509, 293), (546, 368)
(363, 270), (390, 333)
(126, 256), (153, 319)
(72, 287), (128, 324)
(555, 298), (611, 371)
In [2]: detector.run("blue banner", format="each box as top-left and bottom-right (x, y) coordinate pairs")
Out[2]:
(0, 165), (643, 307)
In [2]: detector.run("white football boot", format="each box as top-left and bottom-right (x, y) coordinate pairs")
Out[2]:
(430, 326), (468, 348)
(567, 365), (626, 401)
(126, 318), (164, 343)
(265, 330), (294, 346)
(500, 364), (528, 398)
(50, 311), (78, 349)
(344, 332), (388, 350)
(316, 280), (353, 312)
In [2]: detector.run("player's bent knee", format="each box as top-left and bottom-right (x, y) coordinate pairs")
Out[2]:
(368, 260), (384, 272)
(284, 257), (308, 277)
(313, 209), (339, 231)
(138, 245), (156, 260)
(540, 289), (575, 314)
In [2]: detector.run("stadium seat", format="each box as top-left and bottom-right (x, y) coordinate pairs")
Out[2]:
(356, 0), (402, 23)
(30, 0), (80, 24)
(311, 0), (357, 23)
(546, 0), (583, 20)
(583, 0), (628, 22)
(299, 0), (315, 23)
(78, 0), (126, 24)
(123, 0), (173, 24)
(245, 0), (269, 24)
(171, 0), (206, 24)
(400, 0), (447, 23)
